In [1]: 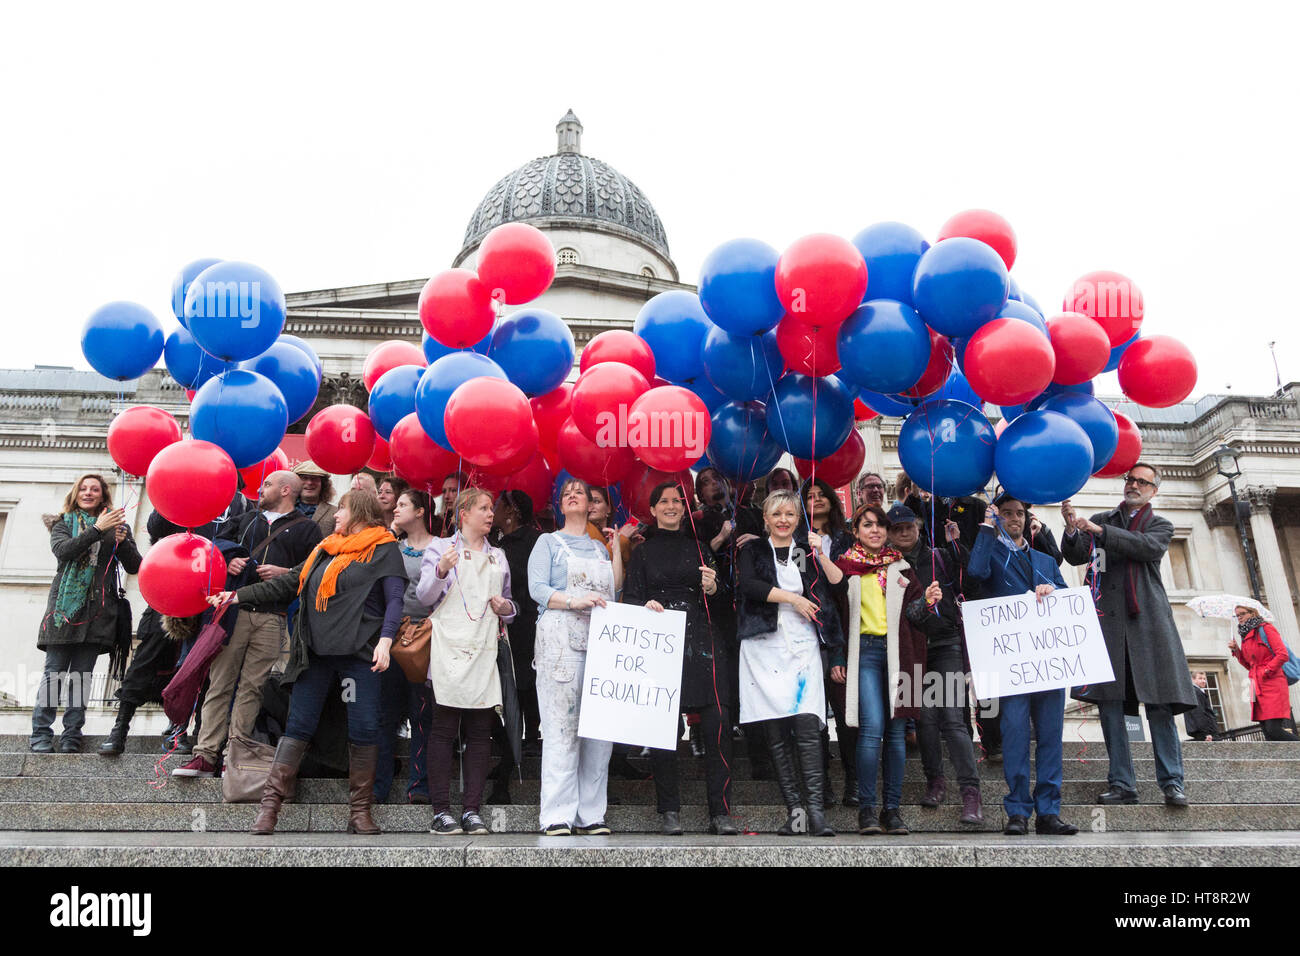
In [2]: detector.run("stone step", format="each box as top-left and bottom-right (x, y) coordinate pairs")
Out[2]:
(5, 830), (1300, 867)
(3, 775), (1298, 807)
(8, 751), (1296, 781)
(0, 801), (1294, 833)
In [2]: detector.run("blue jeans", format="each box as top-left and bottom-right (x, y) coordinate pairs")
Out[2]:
(1097, 700), (1184, 791)
(31, 644), (100, 744)
(1000, 688), (1065, 819)
(855, 635), (907, 810)
(284, 653), (381, 745)
(374, 664), (432, 801)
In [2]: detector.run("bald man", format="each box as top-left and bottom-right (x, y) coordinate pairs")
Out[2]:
(173, 470), (324, 777)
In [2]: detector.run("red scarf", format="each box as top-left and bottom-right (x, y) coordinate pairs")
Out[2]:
(1121, 503), (1153, 619)
(834, 543), (903, 592)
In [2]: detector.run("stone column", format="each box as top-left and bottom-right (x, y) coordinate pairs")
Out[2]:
(1245, 486), (1300, 715)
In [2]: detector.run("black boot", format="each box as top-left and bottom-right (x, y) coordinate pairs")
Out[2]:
(98, 703), (136, 757)
(765, 720), (803, 835)
(794, 714), (834, 836)
(689, 723), (705, 758)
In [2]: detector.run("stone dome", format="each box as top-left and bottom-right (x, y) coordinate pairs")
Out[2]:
(459, 111), (671, 262)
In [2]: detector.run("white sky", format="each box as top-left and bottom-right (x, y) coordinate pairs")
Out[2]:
(2, 1), (1296, 399)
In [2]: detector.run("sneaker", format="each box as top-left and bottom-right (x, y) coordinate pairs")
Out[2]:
(429, 811), (463, 835)
(171, 755), (217, 777)
(460, 811), (489, 835)
(542, 823), (572, 836)
(574, 821), (611, 835)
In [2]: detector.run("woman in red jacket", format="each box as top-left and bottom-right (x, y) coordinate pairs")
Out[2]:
(1230, 606), (1298, 741)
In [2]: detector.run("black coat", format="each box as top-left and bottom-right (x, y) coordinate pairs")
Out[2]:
(495, 525), (541, 691)
(38, 514), (142, 652)
(217, 510), (323, 614)
(623, 526), (730, 711)
(1183, 686), (1218, 739)
(735, 537), (843, 659)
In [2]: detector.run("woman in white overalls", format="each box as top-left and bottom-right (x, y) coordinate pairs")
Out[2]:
(415, 488), (518, 836)
(736, 489), (844, 836)
(526, 477), (623, 836)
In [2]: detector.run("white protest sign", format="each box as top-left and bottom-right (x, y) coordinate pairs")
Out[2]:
(960, 586), (1114, 699)
(577, 601), (686, 750)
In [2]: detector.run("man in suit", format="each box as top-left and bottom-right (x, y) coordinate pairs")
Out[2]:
(1184, 671), (1219, 741)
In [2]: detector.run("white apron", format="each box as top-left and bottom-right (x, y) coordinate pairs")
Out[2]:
(427, 540), (504, 710)
(738, 542), (827, 726)
(534, 533), (615, 681)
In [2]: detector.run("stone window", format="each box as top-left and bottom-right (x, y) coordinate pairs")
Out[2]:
(556, 248), (579, 266)
(1165, 537), (1194, 592)
(640, 266), (656, 278)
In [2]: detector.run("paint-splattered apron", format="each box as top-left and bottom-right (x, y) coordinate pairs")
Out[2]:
(738, 542), (826, 727)
(427, 544), (503, 710)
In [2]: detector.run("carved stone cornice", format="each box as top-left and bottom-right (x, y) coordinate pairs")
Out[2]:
(1245, 485), (1277, 513)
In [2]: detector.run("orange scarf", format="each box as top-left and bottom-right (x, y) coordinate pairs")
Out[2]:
(298, 526), (396, 612)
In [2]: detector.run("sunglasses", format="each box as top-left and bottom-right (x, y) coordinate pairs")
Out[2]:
(1124, 476), (1156, 489)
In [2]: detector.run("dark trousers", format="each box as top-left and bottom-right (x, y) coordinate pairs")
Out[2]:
(428, 704), (494, 814)
(918, 644), (980, 788)
(32, 644), (101, 744)
(1261, 718), (1300, 741)
(969, 698), (1001, 753)
(651, 704), (733, 817)
(283, 654), (381, 745)
(375, 664), (432, 801)
(824, 655), (857, 785)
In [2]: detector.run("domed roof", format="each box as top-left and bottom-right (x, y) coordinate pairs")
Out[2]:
(461, 111), (671, 260)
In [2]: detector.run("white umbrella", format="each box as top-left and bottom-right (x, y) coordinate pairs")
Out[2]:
(1186, 594), (1274, 623)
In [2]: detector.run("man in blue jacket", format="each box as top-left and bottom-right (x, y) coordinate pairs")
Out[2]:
(966, 493), (1078, 836)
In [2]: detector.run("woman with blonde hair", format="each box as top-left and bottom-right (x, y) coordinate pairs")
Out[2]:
(32, 474), (141, 753)
(208, 489), (407, 835)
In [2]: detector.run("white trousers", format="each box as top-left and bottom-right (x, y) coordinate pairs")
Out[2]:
(535, 613), (612, 829)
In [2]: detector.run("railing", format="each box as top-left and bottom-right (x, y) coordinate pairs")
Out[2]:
(1224, 724), (1264, 741)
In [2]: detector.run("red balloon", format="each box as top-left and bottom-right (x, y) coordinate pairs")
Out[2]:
(775, 234), (868, 327)
(580, 329), (657, 382)
(539, 441), (561, 476)
(571, 363), (651, 442)
(619, 463), (695, 523)
(367, 434), (393, 472)
(185, 389), (197, 402)
(138, 533), (227, 617)
(362, 341), (426, 391)
(627, 386), (712, 473)
(556, 416), (635, 486)
(474, 223), (556, 305)
(854, 399), (879, 422)
(1117, 335), (1197, 408)
(937, 209), (1018, 270)
(1047, 312), (1110, 385)
(305, 405), (376, 475)
(902, 330), (955, 398)
(418, 268), (496, 348)
(389, 413), (460, 489)
(107, 405), (182, 477)
(530, 383), (573, 450)
(1063, 270), (1144, 347)
(964, 319), (1056, 406)
(794, 428), (865, 488)
(776, 314), (842, 375)
(237, 447), (289, 501)
(444, 377), (538, 468)
(1094, 410), (1142, 477)
(493, 449), (554, 512)
(146, 440), (238, 528)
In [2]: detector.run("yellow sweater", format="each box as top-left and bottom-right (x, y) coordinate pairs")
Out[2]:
(859, 573), (887, 636)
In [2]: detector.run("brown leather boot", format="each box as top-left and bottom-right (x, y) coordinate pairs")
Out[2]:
(959, 785), (984, 825)
(346, 743), (382, 835)
(250, 737), (307, 835)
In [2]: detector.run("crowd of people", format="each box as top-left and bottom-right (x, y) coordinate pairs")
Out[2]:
(29, 456), (1297, 837)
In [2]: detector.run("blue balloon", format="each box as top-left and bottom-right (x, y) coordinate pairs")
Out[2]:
(1021, 291), (1045, 317)
(683, 376), (728, 415)
(170, 258), (223, 328)
(81, 301), (164, 381)
(701, 326), (783, 401)
(768, 374), (853, 461)
(414, 352), (507, 451)
(240, 341), (320, 425)
(998, 403), (1026, 422)
(698, 238), (785, 336)
(851, 222), (930, 305)
(911, 238), (1010, 338)
(997, 299), (1049, 336)
(184, 261), (286, 361)
(1026, 379), (1094, 412)
(190, 369), (288, 468)
(831, 373), (860, 402)
(367, 365), (425, 441)
(1103, 331), (1141, 373)
(898, 400), (996, 498)
(164, 325), (233, 389)
(1040, 394), (1118, 474)
(933, 370), (984, 408)
(995, 410), (1095, 505)
(488, 308), (575, 397)
(278, 334), (323, 379)
(1007, 275), (1023, 302)
(706, 402), (784, 483)
(423, 327), (492, 364)
(859, 390), (917, 418)
(633, 291), (711, 384)
(837, 299), (931, 394)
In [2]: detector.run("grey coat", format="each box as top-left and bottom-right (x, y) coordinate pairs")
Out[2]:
(1061, 506), (1197, 715)
(38, 514), (142, 652)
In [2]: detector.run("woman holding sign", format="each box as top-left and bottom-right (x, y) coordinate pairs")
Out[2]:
(625, 481), (736, 836)
(415, 488), (518, 836)
(736, 489), (844, 836)
(527, 478), (624, 836)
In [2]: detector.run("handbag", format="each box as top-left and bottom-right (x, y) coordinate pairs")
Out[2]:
(162, 600), (234, 726)
(391, 615), (432, 684)
(221, 734), (298, 804)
